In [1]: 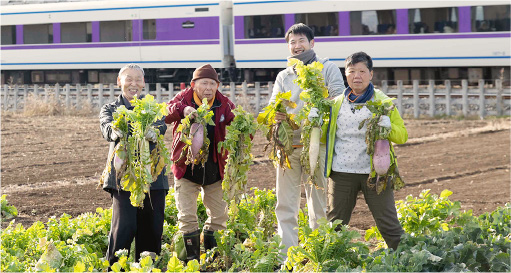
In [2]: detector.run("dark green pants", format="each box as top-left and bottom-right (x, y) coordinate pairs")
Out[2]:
(327, 172), (403, 250)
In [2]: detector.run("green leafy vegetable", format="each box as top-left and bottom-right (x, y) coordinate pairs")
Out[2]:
(290, 59), (333, 184)
(100, 94), (170, 207)
(218, 106), (258, 212)
(356, 99), (404, 194)
(256, 91), (298, 169)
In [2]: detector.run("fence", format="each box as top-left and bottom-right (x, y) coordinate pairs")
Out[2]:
(1, 79), (510, 118)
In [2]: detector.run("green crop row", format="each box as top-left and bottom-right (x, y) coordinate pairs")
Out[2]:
(1, 189), (509, 272)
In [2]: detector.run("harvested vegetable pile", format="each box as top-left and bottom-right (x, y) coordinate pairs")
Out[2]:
(257, 91), (298, 169)
(176, 98), (214, 169)
(357, 99), (405, 194)
(291, 59), (333, 184)
(100, 94), (170, 207)
(218, 106), (258, 209)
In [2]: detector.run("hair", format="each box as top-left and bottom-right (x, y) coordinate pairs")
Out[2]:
(118, 63), (145, 77)
(285, 23), (314, 43)
(345, 51), (373, 71)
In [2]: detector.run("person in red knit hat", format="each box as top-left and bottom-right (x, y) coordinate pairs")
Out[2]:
(165, 64), (235, 262)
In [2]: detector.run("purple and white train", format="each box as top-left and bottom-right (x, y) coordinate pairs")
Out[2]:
(1, 0), (510, 85)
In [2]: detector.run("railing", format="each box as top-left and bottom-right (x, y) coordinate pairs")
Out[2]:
(2, 79), (510, 118)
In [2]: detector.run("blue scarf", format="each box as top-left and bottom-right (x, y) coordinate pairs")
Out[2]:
(344, 82), (374, 103)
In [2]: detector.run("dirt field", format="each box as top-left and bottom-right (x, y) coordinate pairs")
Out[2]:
(2, 112), (510, 234)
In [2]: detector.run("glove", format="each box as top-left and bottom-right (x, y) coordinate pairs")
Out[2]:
(111, 127), (123, 141)
(378, 115), (391, 129)
(145, 129), (157, 142)
(308, 107), (320, 121)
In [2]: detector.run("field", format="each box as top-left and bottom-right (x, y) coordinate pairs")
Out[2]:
(1, 113), (510, 234)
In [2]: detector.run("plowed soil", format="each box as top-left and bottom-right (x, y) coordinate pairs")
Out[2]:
(2, 113), (510, 234)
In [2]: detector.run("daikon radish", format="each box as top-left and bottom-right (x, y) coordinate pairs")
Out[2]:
(373, 139), (390, 175)
(190, 123), (204, 160)
(309, 126), (321, 173)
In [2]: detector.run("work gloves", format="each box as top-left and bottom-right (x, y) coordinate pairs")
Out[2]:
(378, 115), (391, 128)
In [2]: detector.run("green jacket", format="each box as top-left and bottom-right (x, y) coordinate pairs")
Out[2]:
(323, 89), (408, 178)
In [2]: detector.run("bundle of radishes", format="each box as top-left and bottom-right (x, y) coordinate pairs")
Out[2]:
(99, 94), (170, 207)
(291, 59), (333, 184)
(218, 106), (257, 221)
(176, 98), (215, 169)
(357, 99), (404, 194)
(257, 90), (298, 169)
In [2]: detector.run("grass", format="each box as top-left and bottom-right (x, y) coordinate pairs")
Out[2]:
(20, 93), (97, 117)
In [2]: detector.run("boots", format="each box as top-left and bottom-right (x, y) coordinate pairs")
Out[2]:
(202, 229), (217, 251)
(183, 230), (200, 262)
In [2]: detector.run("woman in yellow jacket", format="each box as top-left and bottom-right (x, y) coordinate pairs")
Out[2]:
(323, 52), (408, 250)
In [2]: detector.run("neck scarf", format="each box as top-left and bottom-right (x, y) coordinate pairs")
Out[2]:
(288, 49), (317, 65)
(193, 91), (215, 108)
(344, 82), (374, 103)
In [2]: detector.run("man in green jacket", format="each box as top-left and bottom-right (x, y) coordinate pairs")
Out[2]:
(324, 52), (407, 250)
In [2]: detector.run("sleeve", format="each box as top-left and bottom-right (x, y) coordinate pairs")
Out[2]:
(269, 71), (285, 104)
(99, 104), (117, 142)
(153, 117), (167, 136)
(323, 62), (345, 98)
(388, 107), (408, 144)
(165, 92), (187, 124)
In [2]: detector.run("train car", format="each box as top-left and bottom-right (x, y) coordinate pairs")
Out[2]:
(232, 0), (511, 84)
(1, 0), (234, 85)
(1, 0), (510, 85)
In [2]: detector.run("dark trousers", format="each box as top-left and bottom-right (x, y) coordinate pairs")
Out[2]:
(106, 190), (166, 266)
(327, 172), (403, 250)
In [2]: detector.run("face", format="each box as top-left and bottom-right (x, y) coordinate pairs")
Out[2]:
(287, 33), (314, 56)
(117, 68), (145, 101)
(345, 62), (373, 95)
(192, 78), (219, 102)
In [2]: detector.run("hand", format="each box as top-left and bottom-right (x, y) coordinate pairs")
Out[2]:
(145, 129), (157, 142)
(111, 127), (123, 141)
(378, 115), (391, 129)
(274, 112), (287, 123)
(184, 106), (197, 119)
(308, 107), (319, 121)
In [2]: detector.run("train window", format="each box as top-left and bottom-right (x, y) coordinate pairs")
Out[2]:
(244, 15), (285, 38)
(295, 12), (338, 36)
(350, 10), (396, 35)
(24, 24), (53, 44)
(408, 7), (458, 34)
(1, 25), (16, 45)
(471, 5), (510, 32)
(143, 19), (156, 39)
(100, 20), (132, 42)
(31, 71), (45, 83)
(61, 22), (92, 43)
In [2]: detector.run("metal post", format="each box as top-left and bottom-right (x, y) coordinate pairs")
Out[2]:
(413, 80), (420, 118)
(168, 83), (174, 100)
(156, 83), (162, 102)
(428, 80), (435, 117)
(98, 84), (104, 107)
(445, 80), (451, 116)
(397, 80), (403, 114)
(462, 80), (468, 117)
(255, 82), (261, 113)
(230, 82), (236, 104)
(496, 79), (503, 116)
(478, 79), (485, 118)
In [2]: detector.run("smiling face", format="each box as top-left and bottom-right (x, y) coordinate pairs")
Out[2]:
(117, 68), (145, 102)
(345, 62), (373, 95)
(192, 78), (219, 102)
(287, 33), (314, 56)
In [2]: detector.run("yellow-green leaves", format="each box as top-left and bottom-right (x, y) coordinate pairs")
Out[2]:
(107, 94), (171, 207)
(218, 106), (257, 212)
(257, 90), (297, 169)
(177, 98), (215, 167)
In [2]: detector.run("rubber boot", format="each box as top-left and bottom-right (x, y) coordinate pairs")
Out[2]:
(183, 230), (200, 262)
(203, 229), (217, 251)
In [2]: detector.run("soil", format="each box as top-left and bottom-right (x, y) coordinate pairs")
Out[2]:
(2, 113), (510, 235)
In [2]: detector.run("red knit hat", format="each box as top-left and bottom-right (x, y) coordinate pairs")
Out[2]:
(191, 64), (220, 83)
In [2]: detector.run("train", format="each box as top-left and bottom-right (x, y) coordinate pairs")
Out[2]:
(1, 0), (510, 86)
